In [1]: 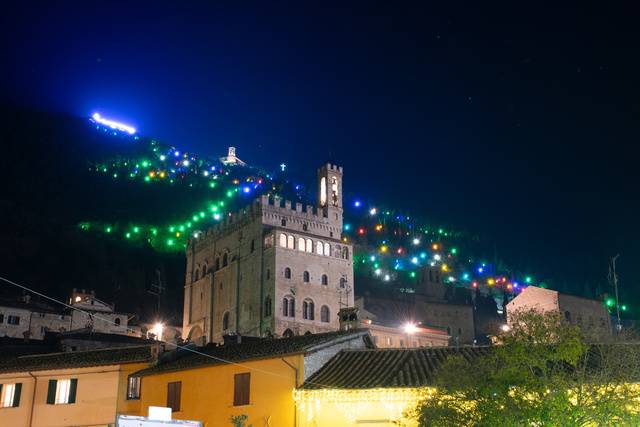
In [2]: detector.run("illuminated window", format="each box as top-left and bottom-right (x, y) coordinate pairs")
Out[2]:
(298, 237), (305, 251)
(320, 177), (327, 206)
(306, 238), (313, 253)
(330, 177), (339, 206)
(303, 271), (310, 283)
(46, 379), (77, 405)
(316, 241), (323, 255)
(321, 274), (328, 286)
(126, 376), (141, 400)
(324, 243), (330, 257)
(0, 383), (21, 408)
(279, 233), (287, 248)
(321, 305), (330, 323)
(287, 235), (294, 249)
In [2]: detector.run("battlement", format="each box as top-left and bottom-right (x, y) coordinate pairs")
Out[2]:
(319, 162), (343, 173)
(259, 195), (326, 221)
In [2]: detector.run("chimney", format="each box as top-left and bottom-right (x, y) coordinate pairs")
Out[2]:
(338, 307), (360, 331)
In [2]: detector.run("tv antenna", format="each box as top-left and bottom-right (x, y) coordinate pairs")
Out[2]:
(608, 254), (622, 332)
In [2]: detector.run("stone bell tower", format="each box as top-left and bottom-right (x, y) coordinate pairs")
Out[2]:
(317, 163), (343, 231)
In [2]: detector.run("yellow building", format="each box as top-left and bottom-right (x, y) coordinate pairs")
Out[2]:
(132, 330), (372, 427)
(0, 345), (153, 427)
(294, 347), (486, 426)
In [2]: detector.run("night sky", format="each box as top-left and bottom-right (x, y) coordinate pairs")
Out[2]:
(2, 3), (639, 304)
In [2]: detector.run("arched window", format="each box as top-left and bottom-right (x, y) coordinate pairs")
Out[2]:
(284, 267), (291, 279)
(321, 274), (328, 286)
(324, 242), (330, 256)
(114, 318), (121, 326)
(264, 296), (272, 317)
(283, 296), (295, 318)
(195, 269), (200, 281)
(339, 277), (347, 289)
(223, 253), (228, 267)
(287, 235), (295, 249)
(283, 328), (294, 338)
(250, 239), (255, 253)
(215, 257), (220, 271)
(342, 247), (349, 260)
(202, 264), (207, 277)
(303, 271), (310, 283)
(281, 218), (287, 227)
(303, 299), (315, 320)
(321, 305), (330, 323)
(306, 239), (313, 253)
(316, 241), (323, 255)
(279, 233), (287, 248)
(298, 237), (305, 251)
(222, 312), (230, 331)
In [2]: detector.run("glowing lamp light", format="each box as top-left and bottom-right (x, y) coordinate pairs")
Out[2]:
(91, 113), (136, 134)
(383, 274), (390, 281)
(420, 252), (427, 259)
(488, 278), (495, 285)
(605, 298), (615, 307)
(525, 276), (533, 284)
(151, 322), (165, 341)
(403, 323), (418, 334)
(370, 255), (376, 262)
(358, 227), (366, 235)
(213, 213), (222, 221)
(374, 268), (382, 276)
(433, 254), (441, 261)
(477, 267), (484, 273)
(375, 224), (383, 231)
(411, 257), (419, 264)
(369, 208), (377, 216)
(380, 245), (388, 253)
(344, 224), (351, 231)
(622, 304), (628, 312)
(432, 243), (439, 250)
(462, 273), (470, 280)
(354, 200), (362, 207)
(159, 155), (166, 161)
(412, 238), (420, 245)
(242, 186), (251, 193)
(472, 281), (478, 288)
(500, 324), (511, 332)
(75, 296), (82, 302)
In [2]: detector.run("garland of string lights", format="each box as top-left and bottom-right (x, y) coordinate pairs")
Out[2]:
(80, 115), (629, 313)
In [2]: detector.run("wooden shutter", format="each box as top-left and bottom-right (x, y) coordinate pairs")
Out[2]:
(233, 373), (250, 406)
(12, 383), (22, 407)
(46, 380), (57, 404)
(167, 382), (181, 412)
(68, 379), (78, 404)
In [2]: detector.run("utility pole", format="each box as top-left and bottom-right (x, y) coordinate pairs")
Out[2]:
(148, 269), (165, 316)
(609, 255), (622, 332)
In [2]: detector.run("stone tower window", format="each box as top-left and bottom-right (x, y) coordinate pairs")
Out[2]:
(114, 318), (121, 326)
(287, 235), (294, 249)
(303, 299), (315, 320)
(215, 258), (220, 271)
(195, 270), (200, 281)
(250, 239), (255, 253)
(342, 247), (349, 260)
(323, 242), (330, 257)
(223, 253), (228, 267)
(264, 297), (272, 317)
(222, 312), (230, 331)
(283, 296), (295, 318)
(202, 264), (207, 277)
(331, 177), (339, 206)
(305, 239), (313, 253)
(320, 177), (327, 206)
(316, 241), (323, 255)
(284, 267), (292, 279)
(303, 223), (308, 231)
(281, 218), (287, 226)
(279, 234), (287, 248)
(339, 277), (347, 289)
(303, 271), (310, 283)
(321, 305), (330, 323)
(298, 237), (305, 252)
(321, 274), (328, 286)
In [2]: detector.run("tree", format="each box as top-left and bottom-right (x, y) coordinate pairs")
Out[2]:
(414, 309), (640, 426)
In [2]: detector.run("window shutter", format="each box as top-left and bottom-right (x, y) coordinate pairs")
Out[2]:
(233, 373), (250, 406)
(12, 383), (22, 407)
(46, 380), (57, 404)
(167, 382), (181, 412)
(68, 379), (78, 404)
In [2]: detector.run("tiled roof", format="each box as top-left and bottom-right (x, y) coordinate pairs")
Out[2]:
(60, 330), (153, 344)
(0, 345), (153, 373)
(134, 329), (372, 377)
(301, 346), (489, 389)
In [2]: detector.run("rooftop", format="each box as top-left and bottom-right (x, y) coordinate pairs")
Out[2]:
(0, 345), (154, 373)
(300, 346), (489, 389)
(134, 329), (372, 377)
